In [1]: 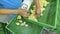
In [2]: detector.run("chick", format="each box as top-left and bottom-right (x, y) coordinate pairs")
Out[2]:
(16, 22), (20, 25)
(25, 24), (29, 27)
(17, 15), (21, 19)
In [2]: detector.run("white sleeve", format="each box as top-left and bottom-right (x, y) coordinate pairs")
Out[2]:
(21, 0), (33, 10)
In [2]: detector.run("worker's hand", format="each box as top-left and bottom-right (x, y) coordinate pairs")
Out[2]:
(18, 9), (29, 17)
(35, 8), (41, 17)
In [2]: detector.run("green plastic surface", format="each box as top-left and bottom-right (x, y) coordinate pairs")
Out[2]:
(56, 0), (60, 34)
(6, 16), (43, 34)
(56, 18), (60, 34)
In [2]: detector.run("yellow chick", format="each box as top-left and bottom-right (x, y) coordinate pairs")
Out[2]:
(23, 22), (29, 27)
(28, 11), (38, 21)
(17, 15), (21, 19)
(16, 22), (20, 25)
(21, 22), (26, 26)
(19, 20), (23, 23)
(43, 1), (49, 6)
(41, 13), (43, 16)
(41, 8), (45, 12)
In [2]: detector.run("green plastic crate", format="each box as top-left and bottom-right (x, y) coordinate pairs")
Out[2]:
(10, 0), (59, 29)
(22, 0), (59, 29)
(55, 0), (60, 34)
(6, 16), (43, 34)
(11, 0), (58, 29)
(6, 0), (59, 32)
(6, 0), (60, 34)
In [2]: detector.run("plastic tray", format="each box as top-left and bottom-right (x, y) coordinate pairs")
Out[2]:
(6, 16), (43, 34)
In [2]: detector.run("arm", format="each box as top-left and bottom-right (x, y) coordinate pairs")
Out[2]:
(0, 0), (33, 16)
(34, 0), (41, 17)
(34, 0), (40, 9)
(0, 8), (29, 17)
(0, 9), (18, 14)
